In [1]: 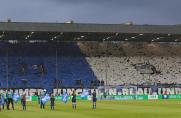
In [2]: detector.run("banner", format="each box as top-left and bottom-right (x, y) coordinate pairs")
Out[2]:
(26, 96), (32, 101)
(148, 95), (158, 100)
(136, 95), (148, 100)
(114, 95), (135, 100)
(28, 94), (181, 101)
(168, 94), (181, 99)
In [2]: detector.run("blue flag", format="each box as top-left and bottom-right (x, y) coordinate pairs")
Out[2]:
(13, 93), (21, 103)
(0, 94), (5, 105)
(81, 89), (89, 99)
(41, 94), (50, 104)
(61, 92), (68, 103)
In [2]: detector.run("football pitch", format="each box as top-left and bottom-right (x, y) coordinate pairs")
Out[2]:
(0, 100), (181, 118)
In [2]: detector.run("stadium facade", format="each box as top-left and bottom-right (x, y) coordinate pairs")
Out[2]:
(0, 22), (181, 93)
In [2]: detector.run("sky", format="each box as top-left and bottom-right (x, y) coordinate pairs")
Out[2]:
(0, 0), (180, 25)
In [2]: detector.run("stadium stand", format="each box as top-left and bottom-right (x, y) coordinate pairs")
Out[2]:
(1, 22), (181, 92)
(0, 42), (97, 90)
(1, 41), (181, 91)
(81, 42), (181, 86)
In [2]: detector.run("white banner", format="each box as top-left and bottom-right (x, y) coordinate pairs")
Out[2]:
(148, 95), (158, 100)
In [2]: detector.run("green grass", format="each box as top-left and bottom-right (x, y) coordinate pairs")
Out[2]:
(1, 100), (181, 118)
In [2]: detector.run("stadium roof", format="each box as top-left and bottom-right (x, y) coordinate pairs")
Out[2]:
(0, 22), (181, 42)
